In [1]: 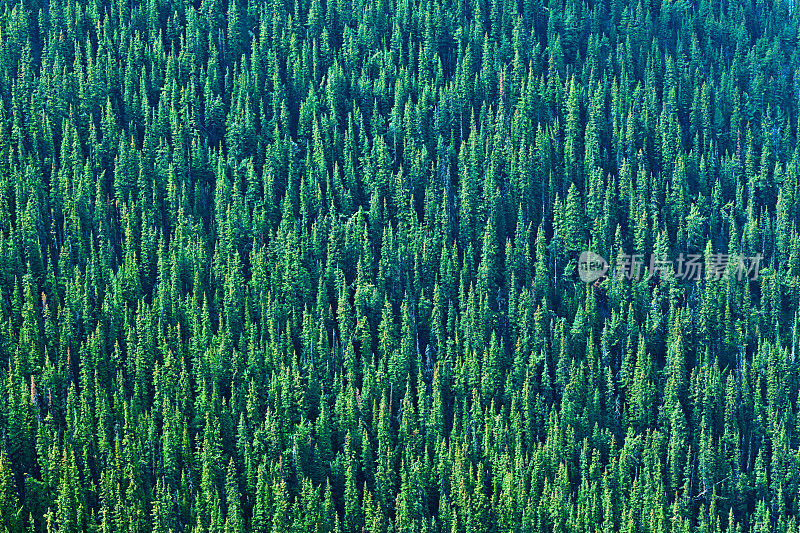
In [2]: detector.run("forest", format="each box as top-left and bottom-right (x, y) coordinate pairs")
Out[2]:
(0, 0), (799, 529)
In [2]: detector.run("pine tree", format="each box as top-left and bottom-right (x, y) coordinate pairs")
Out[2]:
(0, 449), (20, 532)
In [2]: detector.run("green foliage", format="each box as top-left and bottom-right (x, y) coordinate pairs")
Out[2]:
(0, 0), (799, 530)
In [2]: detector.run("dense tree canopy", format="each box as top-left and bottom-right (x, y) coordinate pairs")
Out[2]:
(0, 0), (799, 530)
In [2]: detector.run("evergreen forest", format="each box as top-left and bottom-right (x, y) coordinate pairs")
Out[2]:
(1, 0), (800, 530)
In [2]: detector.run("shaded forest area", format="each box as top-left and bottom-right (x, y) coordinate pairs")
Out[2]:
(0, 0), (799, 530)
